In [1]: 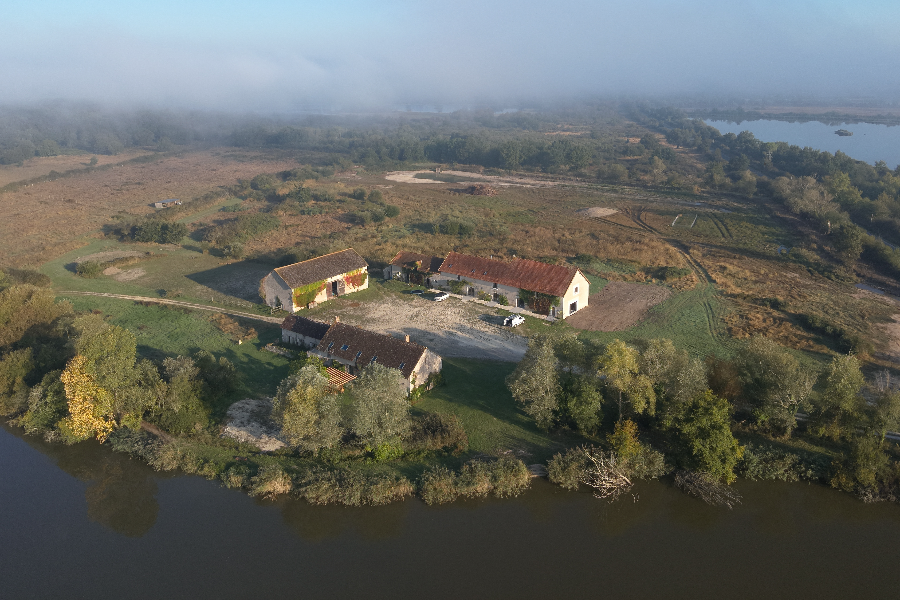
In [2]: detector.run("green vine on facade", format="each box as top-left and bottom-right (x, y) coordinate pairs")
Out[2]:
(293, 280), (326, 307)
(518, 289), (559, 314)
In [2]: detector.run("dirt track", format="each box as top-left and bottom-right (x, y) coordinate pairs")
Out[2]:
(565, 282), (671, 331)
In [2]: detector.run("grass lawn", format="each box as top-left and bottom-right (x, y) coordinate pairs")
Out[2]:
(59, 294), (291, 416)
(415, 358), (582, 462)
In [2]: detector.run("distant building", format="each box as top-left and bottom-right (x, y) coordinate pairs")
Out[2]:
(262, 248), (368, 313)
(383, 251), (445, 285)
(309, 319), (442, 393)
(153, 199), (182, 209)
(434, 252), (589, 318)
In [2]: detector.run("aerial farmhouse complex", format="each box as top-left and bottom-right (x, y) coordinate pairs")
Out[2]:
(262, 248), (368, 312)
(434, 252), (589, 318)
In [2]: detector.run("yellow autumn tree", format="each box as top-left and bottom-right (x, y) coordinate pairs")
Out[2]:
(60, 354), (116, 442)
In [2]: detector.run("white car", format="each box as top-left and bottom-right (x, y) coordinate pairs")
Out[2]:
(504, 314), (526, 327)
(433, 292), (450, 302)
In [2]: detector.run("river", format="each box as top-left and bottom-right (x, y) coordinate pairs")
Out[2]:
(3, 422), (900, 599)
(705, 119), (900, 168)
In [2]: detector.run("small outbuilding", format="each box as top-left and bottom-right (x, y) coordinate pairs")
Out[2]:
(383, 251), (445, 285)
(153, 199), (182, 209)
(280, 315), (331, 349)
(262, 248), (369, 313)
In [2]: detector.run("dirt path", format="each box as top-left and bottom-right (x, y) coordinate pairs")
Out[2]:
(58, 291), (283, 324)
(384, 170), (561, 188)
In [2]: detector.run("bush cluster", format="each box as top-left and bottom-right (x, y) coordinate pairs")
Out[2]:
(418, 457), (531, 505)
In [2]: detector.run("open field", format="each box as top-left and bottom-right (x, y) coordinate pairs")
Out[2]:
(0, 149), (302, 268)
(4, 146), (890, 375)
(0, 150), (152, 187)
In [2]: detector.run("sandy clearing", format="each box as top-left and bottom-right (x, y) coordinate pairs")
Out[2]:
(113, 268), (146, 281)
(566, 282), (672, 331)
(222, 398), (286, 451)
(576, 207), (620, 218)
(319, 295), (529, 362)
(384, 170), (560, 188)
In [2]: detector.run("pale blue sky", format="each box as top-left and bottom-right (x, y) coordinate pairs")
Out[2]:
(4, 0), (899, 110)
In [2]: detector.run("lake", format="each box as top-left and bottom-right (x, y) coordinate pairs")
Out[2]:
(3, 422), (900, 599)
(705, 119), (900, 168)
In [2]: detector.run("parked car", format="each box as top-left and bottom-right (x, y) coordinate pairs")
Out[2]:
(433, 292), (450, 302)
(504, 314), (526, 327)
(410, 289), (424, 295)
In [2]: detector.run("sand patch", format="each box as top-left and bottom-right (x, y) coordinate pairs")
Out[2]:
(113, 268), (146, 281)
(222, 398), (286, 452)
(576, 207), (619, 218)
(384, 170), (559, 188)
(566, 282), (671, 331)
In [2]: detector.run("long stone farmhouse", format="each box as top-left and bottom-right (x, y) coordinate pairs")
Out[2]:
(383, 251), (445, 285)
(434, 251), (589, 318)
(262, 248), (368, 313)
(281, 316), (442, 393)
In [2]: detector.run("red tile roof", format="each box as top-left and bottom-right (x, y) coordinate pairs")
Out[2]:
(389, 251), (445, 274)
(438, 252), (581, 297)
(274, 249), (367, 289)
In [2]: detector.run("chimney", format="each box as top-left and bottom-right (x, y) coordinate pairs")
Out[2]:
(404, 335), (410, 343)
(334, 316), (340, 323)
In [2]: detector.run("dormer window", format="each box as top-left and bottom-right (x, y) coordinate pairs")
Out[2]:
(370, 355), (377, 363)
(356, 351), (362, 359)
(340, 344), (350, 351)
(327, 342), (334, 351)
(398, 362), (405, 370)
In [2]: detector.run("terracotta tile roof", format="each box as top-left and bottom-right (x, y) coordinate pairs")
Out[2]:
(325, 367), (356, 392)
(274, 249), (368, 288)
(317, 322), (426, 380)
(438, 252), (581, 297)
(389, 251), (445, 274)
(280, 315), (331, 340)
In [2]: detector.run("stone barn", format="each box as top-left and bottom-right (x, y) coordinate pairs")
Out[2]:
(262, 248), (368, 313)
(383, 251), (445, 286)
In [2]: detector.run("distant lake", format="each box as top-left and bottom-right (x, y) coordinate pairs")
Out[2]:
(705, 119), (900, 168)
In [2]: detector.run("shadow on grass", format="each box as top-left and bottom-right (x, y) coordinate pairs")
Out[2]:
(186, 261), (273, 302)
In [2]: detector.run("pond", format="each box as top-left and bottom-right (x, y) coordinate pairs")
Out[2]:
(3, 422), (900, 598)
(705, 119), (900, 168)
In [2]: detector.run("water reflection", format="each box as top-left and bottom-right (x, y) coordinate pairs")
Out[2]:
(279, 496), (408, 542)
(9, 424), (163, 537)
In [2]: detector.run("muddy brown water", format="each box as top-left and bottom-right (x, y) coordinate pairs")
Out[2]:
(3, 422), (900, 599)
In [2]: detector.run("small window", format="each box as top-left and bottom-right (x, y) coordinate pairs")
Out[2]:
(483, 271), (487, 275)
(327, 342), (334, 350)
(356, 351), (362, 359)
(398, 362), (405, 369)
(492, 282), (498, 289)
(340, 344), (349, 351)
(448, 264), (453, 268)
(457, 275), (461, 281)
(370, 355), (377, 363)
(574, 286), (579, 294)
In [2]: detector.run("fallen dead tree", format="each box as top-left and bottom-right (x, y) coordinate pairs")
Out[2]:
(674, 471), (742, 508)
(580, 448), (633, 500)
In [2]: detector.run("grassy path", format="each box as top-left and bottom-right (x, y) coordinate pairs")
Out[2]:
(59, 290), (284, 324)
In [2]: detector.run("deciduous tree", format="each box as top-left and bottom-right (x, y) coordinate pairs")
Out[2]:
(506, 335), (560, 429)
(346, 363), (410, 448)
(273, 365), (341, 453)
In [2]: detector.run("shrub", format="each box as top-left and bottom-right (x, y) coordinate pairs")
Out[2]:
(76, 261), (104, 278)
(296, 467), (414, 506)
(737, 442), (825, 482)
(250, 464), (293, 498)
(106, 428), (160, 461)
(384, 205), (400, 218)
(548, 447), (587, 490)
(477, 290), (492, 301)
(495, 294), (509, 306)
(489, 456), (531, 498)
(405, 413), (469, 453)
(419, 466), (459, 505)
